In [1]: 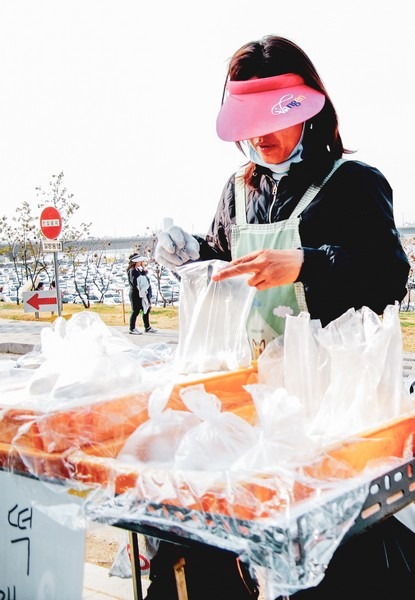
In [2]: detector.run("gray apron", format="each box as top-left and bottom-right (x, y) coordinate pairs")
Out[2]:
(231, 159), (344, 358)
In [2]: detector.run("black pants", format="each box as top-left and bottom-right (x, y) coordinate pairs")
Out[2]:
(287, 517), (415, 600)
(146, 541), (259, 600)
(129, 291), (150, 331)
(146, 518), (415, 600)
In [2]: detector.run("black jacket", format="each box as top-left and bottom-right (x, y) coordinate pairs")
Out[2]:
(128, 267), (152, 301)
(197, 159), (410, 326)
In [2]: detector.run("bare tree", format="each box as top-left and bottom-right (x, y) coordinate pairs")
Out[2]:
(35, 171), (87, 235)
(0, 171), (118, 305)
(0, 202), (50, 302)
(64, 238), (117, 307)
(36, 172), (123, 306)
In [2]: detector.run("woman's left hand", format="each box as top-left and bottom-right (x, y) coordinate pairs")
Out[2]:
(211, 248), (304, 290)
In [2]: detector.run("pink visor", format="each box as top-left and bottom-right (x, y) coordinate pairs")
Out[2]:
(216, 73), (325, 141)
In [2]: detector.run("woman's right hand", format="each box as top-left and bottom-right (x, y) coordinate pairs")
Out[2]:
(211, 248), (304, 290)
(155, 226), (200, 271)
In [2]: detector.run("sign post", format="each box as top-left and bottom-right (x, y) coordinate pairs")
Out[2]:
(40, 207), (63, 317)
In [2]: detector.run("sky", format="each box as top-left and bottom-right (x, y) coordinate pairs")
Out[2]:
(0, 0), (414, 239)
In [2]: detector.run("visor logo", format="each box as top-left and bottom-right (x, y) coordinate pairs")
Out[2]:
(271, 94), (305, 115)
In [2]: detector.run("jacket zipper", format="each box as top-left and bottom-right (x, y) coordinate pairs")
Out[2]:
(267, 176), (278, 223)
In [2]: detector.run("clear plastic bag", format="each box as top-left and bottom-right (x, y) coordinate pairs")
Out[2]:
(117, 386), (201, 468)
(174, 384), (258, 470)
(175, 260), (255, 374)
(257, 304), (413, 441)
(233, 385), (317, 470)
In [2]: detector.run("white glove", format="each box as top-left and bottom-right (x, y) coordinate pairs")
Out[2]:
(155, 226), (200, 271)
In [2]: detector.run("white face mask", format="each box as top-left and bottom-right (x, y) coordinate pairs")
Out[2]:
(244, 123), (305, 178)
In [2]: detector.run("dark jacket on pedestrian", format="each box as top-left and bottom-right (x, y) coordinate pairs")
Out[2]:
(128, 266), (152, 302)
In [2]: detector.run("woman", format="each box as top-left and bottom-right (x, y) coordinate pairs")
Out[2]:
(156, 36), (409, 355)
(153, 36), (411, 599)
(127, 254), (157, 334)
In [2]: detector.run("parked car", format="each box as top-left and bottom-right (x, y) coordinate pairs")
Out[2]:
(154, 284), (180, 305)
(73, 294), (100, 304)
(103, 296), (123, 305)
(61, 293), (74, 304)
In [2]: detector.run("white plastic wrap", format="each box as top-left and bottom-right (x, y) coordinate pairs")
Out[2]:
(1, 305), (414, 599)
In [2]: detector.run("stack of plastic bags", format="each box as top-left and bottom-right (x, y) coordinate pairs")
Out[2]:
(257, 304), (413, 441)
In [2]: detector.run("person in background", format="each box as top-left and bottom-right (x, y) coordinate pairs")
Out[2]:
(35, 281), (44, 291)
(49, 279), (63, 298)
(127, 254), (157, 335)
(153, 35), (411, 599)
(0, 286), (5, 302)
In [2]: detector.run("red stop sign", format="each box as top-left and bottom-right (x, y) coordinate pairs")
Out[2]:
(40, 206), (62, 240)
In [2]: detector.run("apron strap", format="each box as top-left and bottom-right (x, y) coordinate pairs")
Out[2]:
(235, 159), (346, 224)
(235, 170), (248, 225)
(290, 158), (345, 218)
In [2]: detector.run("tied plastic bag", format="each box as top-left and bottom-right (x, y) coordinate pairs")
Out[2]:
(109, 530), (159, 580)
(233, 386), (317, 470)
(117, 386), (201, 467)
(174, 384), (258, 470)
(175, 260), (256, 374)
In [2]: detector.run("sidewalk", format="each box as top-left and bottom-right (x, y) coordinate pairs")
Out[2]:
(83, 561), (142, 600)
(0, 316), (179, 599)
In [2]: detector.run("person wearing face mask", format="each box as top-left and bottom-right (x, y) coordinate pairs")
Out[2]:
(152, 35), (411, 599)
(127, 254), (157, 335)
(155, 36), (409, 360)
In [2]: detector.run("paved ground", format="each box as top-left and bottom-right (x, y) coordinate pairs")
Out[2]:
(0, 317), (179, 599)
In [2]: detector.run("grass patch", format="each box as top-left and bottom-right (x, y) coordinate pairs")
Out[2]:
(0, 302), (179, 330)
(399, 311), (415, 352)
(1, 303), (414, 352)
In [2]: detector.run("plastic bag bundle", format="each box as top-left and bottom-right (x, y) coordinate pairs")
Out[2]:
(257, 304), (412, 441)
(233, 385), (317, 470)
(175, 260), (256, 374)
(117, 386), (201, 467)
(0, 312), (177, 410)
(174, 384), (258, 470)
(309, 305), (411, 438)
(25, 312), (144, 402)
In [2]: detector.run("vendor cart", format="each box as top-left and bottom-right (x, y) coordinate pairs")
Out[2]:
(1, 362), (415, 599)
